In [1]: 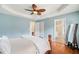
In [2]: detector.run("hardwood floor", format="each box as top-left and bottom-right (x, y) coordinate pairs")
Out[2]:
(45, 35), (79, 54)
(51, 41), (79, 54)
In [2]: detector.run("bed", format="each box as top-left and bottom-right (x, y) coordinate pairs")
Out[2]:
(0, 36), (50, 54)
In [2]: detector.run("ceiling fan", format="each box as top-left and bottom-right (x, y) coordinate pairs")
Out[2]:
(24, 4), (46, 15)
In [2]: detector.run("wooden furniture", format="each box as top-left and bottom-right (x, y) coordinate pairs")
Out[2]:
(45, 35), (53, 54)
(32, 32), (35, 36)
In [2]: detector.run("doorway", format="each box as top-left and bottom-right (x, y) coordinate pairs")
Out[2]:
(54, 18), (65, 44)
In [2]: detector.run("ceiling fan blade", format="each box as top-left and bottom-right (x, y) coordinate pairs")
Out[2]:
(38, 9), (46, 12)
(37, 12), (41, 15)
(25, 9), (33, 11)
(32, 4), (37, 8)
(32, 4), (37, 10)
(30, 12), (34, 15)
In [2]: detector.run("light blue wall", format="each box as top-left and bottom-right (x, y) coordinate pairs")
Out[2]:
(41, 18), (54, 39)
(38, 11), (79, 41)
(0, 13), (31, 38)
(0, 11), (79, 44)
(65, 11), (79, 47)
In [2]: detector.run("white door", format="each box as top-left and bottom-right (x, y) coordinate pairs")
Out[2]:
(54, 19), (65, 44)
(35, 22), (44, 37)
(35, 22), (40, 36)
(30, 21), (35, 35)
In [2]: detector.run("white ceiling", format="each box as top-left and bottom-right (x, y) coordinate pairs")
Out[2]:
(0, 4), (79, 21)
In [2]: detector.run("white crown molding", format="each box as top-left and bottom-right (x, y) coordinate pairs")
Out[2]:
(1, 5), (35, 20)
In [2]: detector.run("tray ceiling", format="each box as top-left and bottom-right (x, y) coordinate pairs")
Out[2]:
(0, 4), (79, 21)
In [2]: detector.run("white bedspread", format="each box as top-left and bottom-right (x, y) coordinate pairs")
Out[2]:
(0, 36), (11, 54)
(9, 38), (37, 54)
(25, 36), (50, 54)
(0, 35), (50, 54)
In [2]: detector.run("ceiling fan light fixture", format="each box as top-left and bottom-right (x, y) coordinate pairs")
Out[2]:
(33, 11), (37, 14)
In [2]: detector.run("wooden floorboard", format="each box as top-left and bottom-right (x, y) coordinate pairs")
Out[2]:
(51, 41), (79, 54)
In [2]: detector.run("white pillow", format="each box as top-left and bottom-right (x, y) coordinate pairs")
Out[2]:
(0, 36), (11, 54)
(21, 34), (31, 39)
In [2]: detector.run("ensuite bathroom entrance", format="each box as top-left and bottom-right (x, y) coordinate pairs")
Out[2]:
(54, 18), (65, 44)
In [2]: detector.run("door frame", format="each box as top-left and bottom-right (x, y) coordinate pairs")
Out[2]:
(54, 18), (66, 43)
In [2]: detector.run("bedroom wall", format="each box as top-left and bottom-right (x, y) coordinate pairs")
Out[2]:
(0, 13), (31, 38)
(65, 11), (79, 41)
(37, 11), (79, 41)
(65, 11), (79, 47)
(0, 11), (79, 45)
